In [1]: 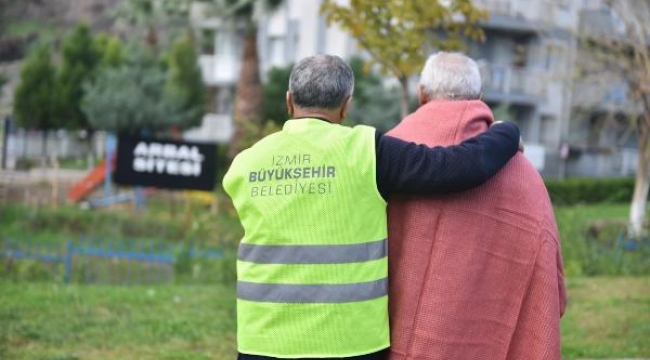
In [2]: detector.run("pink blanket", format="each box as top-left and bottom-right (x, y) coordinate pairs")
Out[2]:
(387, 100), (567, 360)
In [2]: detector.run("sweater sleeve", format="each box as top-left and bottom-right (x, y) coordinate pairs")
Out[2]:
(375, 121), (520, 200)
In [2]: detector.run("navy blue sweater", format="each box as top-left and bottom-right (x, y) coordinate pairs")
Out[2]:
(375, 121), (519, 200)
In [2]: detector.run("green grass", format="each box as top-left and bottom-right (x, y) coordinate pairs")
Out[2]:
(0, 198), (243, 248)
(0, 203), (183, 244)
(1, 201), (649, 358)
(56, 156), (103, 170)
(0, 282), (237, 360)
(561, 277), (650, 359)
(556, 203), (650, 276)
(6, 21), (55, 38)
(3, 199), (645, 278)
(0, 277), (648, 359)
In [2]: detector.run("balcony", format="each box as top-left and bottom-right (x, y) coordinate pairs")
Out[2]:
(199, 54), (239, 86)
(480, 65), (545, 105)
(474, 0), (558, 35)
(184, 113), (233, 144)
(572, 78), (631, 111)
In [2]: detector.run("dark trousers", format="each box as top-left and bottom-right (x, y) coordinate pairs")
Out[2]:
(238, 349), (388, 360)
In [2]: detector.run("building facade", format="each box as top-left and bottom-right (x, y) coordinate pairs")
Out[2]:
(568, 0), (641, 178)
(190, 0), (638, 179)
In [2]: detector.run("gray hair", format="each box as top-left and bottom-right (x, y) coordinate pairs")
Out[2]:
(288, 54), (354, 109)
(419, 52), (482, 101)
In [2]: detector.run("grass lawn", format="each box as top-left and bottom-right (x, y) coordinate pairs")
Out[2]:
(555, 203), (649, 276)
(561, 277), (650, 359)
(1, 277), (648, 360)
(0, 283), (237, 360)
(1, 199), (649, 358)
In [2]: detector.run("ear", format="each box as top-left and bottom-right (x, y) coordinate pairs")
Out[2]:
(286, 92), (294, 117)
(340, 95), (353, 120)
(418, 85), (429, 106)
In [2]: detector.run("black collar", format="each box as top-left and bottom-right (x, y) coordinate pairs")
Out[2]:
(293, 116), (333, 123)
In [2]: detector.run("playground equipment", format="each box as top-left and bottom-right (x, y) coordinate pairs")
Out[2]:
(67, 159), (112, 203)
(67, 134), (147, 208)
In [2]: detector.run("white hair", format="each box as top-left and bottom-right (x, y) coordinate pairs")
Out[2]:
(419, 52), (482, 101)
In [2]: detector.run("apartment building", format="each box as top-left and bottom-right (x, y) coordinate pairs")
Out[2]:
(568, 0), (641, 178)
(185, 0), (354, 145)
(190, 0), (636, 178)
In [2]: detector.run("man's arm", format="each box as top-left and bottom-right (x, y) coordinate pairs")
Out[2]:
(376, 121), (520, 199)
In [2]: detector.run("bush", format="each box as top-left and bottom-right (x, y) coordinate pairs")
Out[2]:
(14, 157), (38, 170)
(545, 177), (634, 205)
(0, 259), (58, 282)
(0, 203), (188, 243)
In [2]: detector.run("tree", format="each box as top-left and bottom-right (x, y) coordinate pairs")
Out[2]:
(94, 33), (124, 68)
(56, 23), (101, 135)
(13, 45), (57, 157)
(262, 64), (292, 125)
(0, 74), (7, 95)
(165, 35), (206, 131)
(57, 25), (122, 163)
(577, 0), (650, 239)
(220, 0), (284, 159)
(82, 46), (198, 135)
(321, 0), (488, 118)
(346, 57), (402, 132)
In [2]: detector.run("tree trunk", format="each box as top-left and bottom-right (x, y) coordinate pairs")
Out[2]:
(146, 25), (158, 47)
(228, 24), (263, 160)
(629, 118), (650, 239)
(41, 130), (48, 165)
(399, 77), (410, 119)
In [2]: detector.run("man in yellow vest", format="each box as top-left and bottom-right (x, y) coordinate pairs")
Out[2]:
(223, 54), (521, 360)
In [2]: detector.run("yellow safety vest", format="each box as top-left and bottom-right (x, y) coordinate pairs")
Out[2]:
(223, 118), (388, 358)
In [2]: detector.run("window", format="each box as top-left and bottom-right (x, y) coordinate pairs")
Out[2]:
(513, 43), (528, 68)
(268, 36), (286, 67)
(545, 44), (564, 71)
(540, 115), (557, 145)
(200, 29), (215, 55)
(214, 86), (234, 115)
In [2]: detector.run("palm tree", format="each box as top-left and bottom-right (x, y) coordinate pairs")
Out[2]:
(222, 0), (284, 160)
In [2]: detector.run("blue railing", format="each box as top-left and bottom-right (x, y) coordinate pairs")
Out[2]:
(1, 237), (222, 284)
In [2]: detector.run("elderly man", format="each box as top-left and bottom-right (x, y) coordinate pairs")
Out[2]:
(387, 52), (567, 360)
(223, 54), (521, 360)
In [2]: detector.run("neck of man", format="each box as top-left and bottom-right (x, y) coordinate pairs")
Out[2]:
(292, 108), (342, 124)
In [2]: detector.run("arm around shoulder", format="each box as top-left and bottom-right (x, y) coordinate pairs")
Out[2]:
(376, 121), (520, 196)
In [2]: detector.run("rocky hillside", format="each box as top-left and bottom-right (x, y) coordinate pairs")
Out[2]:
(0, 0), (122, 117)
(2, 0), (120, 32)
(1, 0), (121, 59)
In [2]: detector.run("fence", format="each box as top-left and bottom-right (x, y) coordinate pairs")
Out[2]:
(0, 237), (224, 285)
(4, 129), (107, 168)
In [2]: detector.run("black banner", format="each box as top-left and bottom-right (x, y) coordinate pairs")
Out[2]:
(114, 136), (217, 191)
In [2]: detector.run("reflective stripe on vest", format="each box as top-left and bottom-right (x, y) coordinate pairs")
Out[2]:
(238, 238), (387, 264)
(238, 278), (387, 303)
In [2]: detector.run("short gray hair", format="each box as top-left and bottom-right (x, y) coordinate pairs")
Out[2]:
(288, 54), (354, 109)
(419, 52), (482, 101)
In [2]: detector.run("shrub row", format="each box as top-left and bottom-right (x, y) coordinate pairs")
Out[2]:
(544, 177), (635, 205)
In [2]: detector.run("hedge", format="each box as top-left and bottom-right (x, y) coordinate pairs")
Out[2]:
(544, 177), (635, 205)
